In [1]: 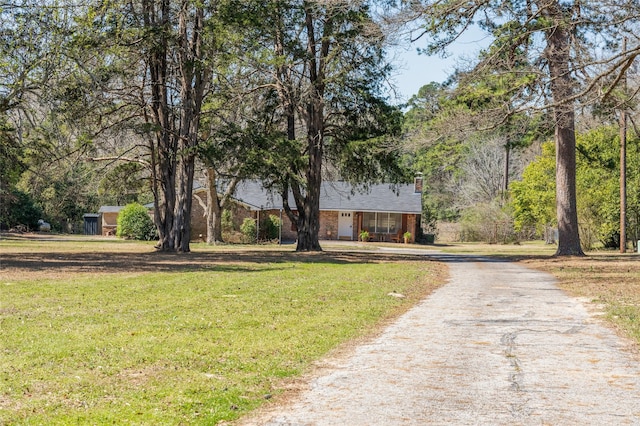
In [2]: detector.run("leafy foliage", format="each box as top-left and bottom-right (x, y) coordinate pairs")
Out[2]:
(260, 214), (281, 241)
(404, 0), (640, 255)
(98, 163), (150, 206)
(0, 188), (42, 230)
(246, 1), (408, 251)
(240, 217), (257, 244)
(18, 160), (99, 232)
(511, 142), (557, 234)
(221, 209), (234, 233)
(511, 126), (640, 248)
(403, 82), (546, 230)
(116, 203), (156, 241)
(0, 115), (27, 224)
(460, 201), (515, 244)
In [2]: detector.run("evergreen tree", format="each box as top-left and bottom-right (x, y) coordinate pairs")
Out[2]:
(252, 0), (406, 251)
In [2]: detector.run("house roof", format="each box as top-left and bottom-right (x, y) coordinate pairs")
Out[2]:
(99, 204), (156, 212)
(232, 180), (422, 214)
(99, 180), (423, 216)
(98, 206), (126, 213)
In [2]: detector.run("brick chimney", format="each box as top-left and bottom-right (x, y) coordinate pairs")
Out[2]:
(414, 174), (423, 193)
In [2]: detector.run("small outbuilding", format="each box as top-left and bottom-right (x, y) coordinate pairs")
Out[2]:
(82, 214), (100, 235)
(97, 206), (125, 236)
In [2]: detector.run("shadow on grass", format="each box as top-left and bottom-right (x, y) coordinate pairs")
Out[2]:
(0, 249), (442, 275)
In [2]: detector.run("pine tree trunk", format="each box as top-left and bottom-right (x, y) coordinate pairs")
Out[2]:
(542, 0), (584, 256)
(174, 154), (195, 252)
(145, 0), (177, 252)
(502, 143), (510, 198)
(292, 7), (327, 252)
(148, 1), (207, 253)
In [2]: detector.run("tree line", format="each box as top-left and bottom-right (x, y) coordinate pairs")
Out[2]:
(1, 0), (639, 255)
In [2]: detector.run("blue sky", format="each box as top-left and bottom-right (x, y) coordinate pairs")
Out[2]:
(388, 27), (491, 103)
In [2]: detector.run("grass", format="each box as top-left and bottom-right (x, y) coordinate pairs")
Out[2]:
(522, 253), (640, 344)
(0, 235), (446, 424)
(4, 235), (639, 424)
(436, 240), (559, 257)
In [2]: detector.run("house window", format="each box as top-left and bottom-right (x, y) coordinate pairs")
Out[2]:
(362, 212), (402, 233)
(363, 212), (376, 231)
(388, 213), (401, 233)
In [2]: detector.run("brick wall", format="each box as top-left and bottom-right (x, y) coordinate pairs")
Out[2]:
(406, 215), (417, 243)
(190, 190), (208, 241)
(319, 211), (340, 240)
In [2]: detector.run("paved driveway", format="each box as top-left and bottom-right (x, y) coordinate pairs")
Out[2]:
(240, 252), (640, 425)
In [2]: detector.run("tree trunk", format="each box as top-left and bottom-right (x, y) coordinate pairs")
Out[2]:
(283, 178), (322, 252)
(620, 38), (628, 254)
(502, 143), (510, 201)
(542, 0), (584, 256)
(145, 0), (208, 253)
(204, 168), (240, 245)
(291, 7), (329, 252)
(296, 124), (323, 251)
(174, 153), (195, 252)
(144, 0), (177, 252)
(270, 5), (330, 252)
(205, 168), (224, 244)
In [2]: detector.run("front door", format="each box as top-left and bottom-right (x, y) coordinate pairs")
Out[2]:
(338, 211), (353, 240)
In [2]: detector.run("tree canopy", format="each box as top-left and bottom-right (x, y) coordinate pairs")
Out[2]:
(402, 0), (640, 255)
(512, 126), (640, 249)
(3, 0), (640, 255)
(242, 0), (407, 251)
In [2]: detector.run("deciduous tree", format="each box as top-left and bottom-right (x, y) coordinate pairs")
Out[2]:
(512, 126), (640, 250)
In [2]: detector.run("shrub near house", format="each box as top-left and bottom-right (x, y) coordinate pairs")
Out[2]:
(116, 203), (157, 240)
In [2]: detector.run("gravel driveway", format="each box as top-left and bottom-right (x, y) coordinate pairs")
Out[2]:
(239, 251), (640, 425)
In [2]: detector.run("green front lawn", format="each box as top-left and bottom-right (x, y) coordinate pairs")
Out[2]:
(0, 237), (445, 424)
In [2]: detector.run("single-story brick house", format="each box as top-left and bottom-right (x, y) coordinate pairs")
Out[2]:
(229, 180), (423, 242)
(99, 180), (423, 242)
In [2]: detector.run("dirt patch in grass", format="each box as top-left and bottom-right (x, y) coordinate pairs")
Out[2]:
(520, 253), (640, 345)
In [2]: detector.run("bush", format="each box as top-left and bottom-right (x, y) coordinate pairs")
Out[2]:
(0, 189), (42, 231)
(260, 214), (281, 241)
(221, 209), (234, 232)
(460, 202), (516, 243)
(116, 203), (157, 240)
(240, 217), (257, 244)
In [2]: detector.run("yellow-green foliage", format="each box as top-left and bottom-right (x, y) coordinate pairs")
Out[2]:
(511, 126), (640, 247)
(511, 141), (556, 233)
(116, 203), (156, 240)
